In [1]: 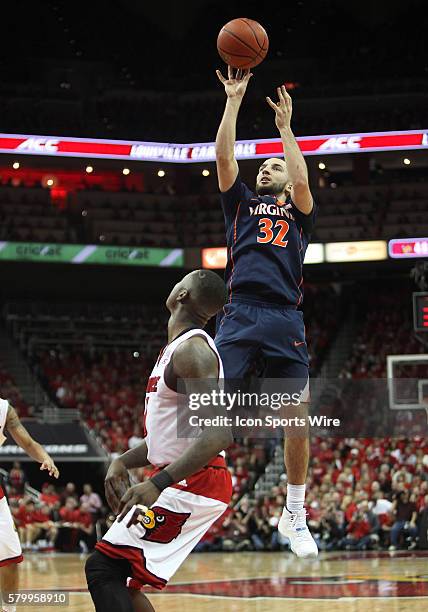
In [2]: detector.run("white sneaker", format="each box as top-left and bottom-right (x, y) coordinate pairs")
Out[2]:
(278, 508), (318, 558)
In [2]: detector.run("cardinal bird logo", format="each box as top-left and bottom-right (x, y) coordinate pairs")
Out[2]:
(139, 506), (191, 544)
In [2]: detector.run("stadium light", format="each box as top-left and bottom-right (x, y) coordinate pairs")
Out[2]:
(158, 170), (165, 177)
(86, 165), (94, 173)
(318, 162), (326, 170)
(202, 169), (210, 176)
(122, 168), (130, 175)
(133, 351), (140, 358)
(12, 161), (20, 169)
(403, 158), (411, 165)
(46, 179), (54, 187)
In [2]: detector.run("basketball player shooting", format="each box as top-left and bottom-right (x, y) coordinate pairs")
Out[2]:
(85, 270), (233, 612)
(214, 67), (318, 558)
(0, 399), (59, 612)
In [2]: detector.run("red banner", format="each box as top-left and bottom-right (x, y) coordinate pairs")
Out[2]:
(0, 130), (426, 162)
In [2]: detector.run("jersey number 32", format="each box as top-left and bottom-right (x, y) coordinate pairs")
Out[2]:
(257, 218), (289, 248)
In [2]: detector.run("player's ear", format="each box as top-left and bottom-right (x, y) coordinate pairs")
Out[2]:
(176, 288), (189, 303)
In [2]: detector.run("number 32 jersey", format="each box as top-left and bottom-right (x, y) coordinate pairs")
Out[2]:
(221, 174), (317, 307)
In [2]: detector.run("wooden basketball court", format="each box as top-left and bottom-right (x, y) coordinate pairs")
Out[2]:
(14, 550), (428, 611)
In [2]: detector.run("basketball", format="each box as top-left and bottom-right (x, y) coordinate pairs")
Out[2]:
(217, 18), (269, 69)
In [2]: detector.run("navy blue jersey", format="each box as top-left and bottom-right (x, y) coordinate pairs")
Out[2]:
(220, 174), (316, 307)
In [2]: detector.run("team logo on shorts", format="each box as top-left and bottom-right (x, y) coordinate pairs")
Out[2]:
(139, 506), (191, 544)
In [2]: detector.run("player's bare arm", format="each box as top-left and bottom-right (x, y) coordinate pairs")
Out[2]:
(215, 66), (252, 192)
(6, 404), (59, 478)
(266, 85), (313, 214)
(118, 336), (233, 523)
(105, 441), (150, 513)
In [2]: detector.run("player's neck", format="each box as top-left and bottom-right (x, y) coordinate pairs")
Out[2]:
(168, 311), (205, 342)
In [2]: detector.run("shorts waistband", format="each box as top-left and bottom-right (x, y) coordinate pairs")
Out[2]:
(154, 454), (227, 474)
(231, 296), (297, 310)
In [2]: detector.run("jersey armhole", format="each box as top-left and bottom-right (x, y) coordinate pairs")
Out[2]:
(164, 334), (220, 392)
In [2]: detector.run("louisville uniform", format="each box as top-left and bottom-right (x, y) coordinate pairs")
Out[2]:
(215, 174), (316, 388)
(96, 329), (232, 591)
(0, 398), (24, 568)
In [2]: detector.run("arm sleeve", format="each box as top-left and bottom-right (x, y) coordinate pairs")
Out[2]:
(220, 173), (248, 223)
(289, 198), (317, 238)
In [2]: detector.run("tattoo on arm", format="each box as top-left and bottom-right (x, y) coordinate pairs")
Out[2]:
(6, 405), (21, 430)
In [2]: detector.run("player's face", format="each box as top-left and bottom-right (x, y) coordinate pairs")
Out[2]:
(165, 272), (194, 312)
(256, 158), (290, 197)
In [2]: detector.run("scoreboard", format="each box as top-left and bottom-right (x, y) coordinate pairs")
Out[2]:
(414, 292), (428, 332)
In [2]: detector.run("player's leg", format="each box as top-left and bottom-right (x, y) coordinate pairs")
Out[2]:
(215, 301), (261, 379)
(129, 588), (155, 612)
(85, 551), (145, 612)
(0, 496), (23, 612)
(262, 308), (317, 558)
(1, 563), (19, 612)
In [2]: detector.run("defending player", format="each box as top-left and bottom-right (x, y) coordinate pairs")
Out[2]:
(0, 399), (59, 612)
(215, 67), (318, 558)
(85, 270), (233, 612)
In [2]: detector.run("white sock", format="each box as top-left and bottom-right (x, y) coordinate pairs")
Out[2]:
(3, 604), (17, 612)
(286, 483), (306, 514)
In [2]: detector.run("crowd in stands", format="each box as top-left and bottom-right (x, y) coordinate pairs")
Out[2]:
(0, 362), (29, 417)
(1, 179), (427, 248)
(4, 465), (101, 554)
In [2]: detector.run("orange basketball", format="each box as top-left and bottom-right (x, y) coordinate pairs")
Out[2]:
(217, 18), (269, 70)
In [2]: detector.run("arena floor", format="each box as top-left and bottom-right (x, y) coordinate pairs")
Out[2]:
(15, 550), (428, 611)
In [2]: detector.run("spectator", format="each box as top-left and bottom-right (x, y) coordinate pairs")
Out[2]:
(80, 483), (102, 520)
(9, 461), (26, 494)
(389, 491), (418, 550)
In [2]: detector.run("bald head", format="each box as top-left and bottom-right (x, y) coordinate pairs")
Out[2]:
(166, 269), (227, 319)
(256, 157), (290, 197)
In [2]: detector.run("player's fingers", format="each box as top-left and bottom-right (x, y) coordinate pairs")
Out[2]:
(126, 508), (141, 529)
(118, 499), (135, 522)
(277, 86), (286, 106)
(216, 69), (226, 84)
(228, 65), (233, 80)
(266, 96), (278, 111)
(282, 85), (291, 99)
(236, 68), (242, 80)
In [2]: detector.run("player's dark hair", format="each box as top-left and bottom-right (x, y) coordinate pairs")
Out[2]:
(192, 269), (227, 313)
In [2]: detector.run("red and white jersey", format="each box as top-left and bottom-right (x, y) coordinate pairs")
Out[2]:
(0, 398), (8, 448)
(144, 328), (223, 467)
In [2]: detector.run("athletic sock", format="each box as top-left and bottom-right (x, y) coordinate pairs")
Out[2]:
(3, 604), (17, 612)
(286, 483), (306, 514)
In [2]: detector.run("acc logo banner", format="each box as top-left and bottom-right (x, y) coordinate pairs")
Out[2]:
(319, 136), (361, 151)
(17, 138), (59, 152)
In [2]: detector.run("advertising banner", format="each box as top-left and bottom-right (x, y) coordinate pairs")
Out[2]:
(0, 421), (107, 462)
(0, 242), (184, 267)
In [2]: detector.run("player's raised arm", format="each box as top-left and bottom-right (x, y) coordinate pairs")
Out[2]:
(118, 336), (233, 523)
(6, 404), (59, 478)
(215, 66), (252, 192)
(266, 85), (313, 214)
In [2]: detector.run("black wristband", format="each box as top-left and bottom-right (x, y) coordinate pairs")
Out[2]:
(150, 469), (174, 492)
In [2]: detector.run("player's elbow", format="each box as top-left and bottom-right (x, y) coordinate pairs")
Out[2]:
(215, 427), (234, 452)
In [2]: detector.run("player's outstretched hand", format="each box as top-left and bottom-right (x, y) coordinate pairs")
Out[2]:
(216, 65), (253, 100)
(266, 85), (292, 130)
(40, 457), (59, 479)
(105, 458), (131, 514)
(117, 481), (160, 526)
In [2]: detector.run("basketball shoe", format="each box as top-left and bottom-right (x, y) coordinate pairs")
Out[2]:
(278, 508), (318, 558)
